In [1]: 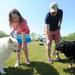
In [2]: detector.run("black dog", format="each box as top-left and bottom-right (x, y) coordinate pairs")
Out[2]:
(56, 41), (75, 68)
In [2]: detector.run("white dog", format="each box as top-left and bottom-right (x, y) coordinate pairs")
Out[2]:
(0, 36), (19, 74)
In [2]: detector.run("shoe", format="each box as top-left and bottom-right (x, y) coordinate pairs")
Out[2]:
(48, 58), (53, 63)
(26, 60), (30, 65)
(15, 62), (20, 67)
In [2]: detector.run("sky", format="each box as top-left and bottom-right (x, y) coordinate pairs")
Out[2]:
(0, 0), (75, 36)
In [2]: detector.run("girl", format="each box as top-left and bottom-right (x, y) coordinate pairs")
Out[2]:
(9, 9), (30, 67)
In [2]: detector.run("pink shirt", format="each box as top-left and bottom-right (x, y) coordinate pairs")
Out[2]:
(13, 20), (30, 34)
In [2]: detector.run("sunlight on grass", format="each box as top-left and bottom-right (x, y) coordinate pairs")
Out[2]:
(4, 41), (75, 75)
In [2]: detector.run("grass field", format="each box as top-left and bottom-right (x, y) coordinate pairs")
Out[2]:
(4, 41), (75, 75)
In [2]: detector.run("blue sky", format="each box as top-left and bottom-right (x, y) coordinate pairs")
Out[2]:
(0, 0), (75, 36)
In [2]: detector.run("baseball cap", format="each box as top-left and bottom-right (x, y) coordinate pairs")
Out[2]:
(49, 2), (58, 13)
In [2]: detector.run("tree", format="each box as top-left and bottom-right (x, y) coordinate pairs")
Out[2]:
(0, 31), (8, 38)
(31, 32), (42, 41)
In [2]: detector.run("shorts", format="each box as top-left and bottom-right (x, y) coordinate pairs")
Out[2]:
(46, 30), (61, 46)
(10, 32), (31, 45)
(16, 34), (31, 45)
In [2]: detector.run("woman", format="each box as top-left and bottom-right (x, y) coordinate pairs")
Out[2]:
(9, 9), (31, 67)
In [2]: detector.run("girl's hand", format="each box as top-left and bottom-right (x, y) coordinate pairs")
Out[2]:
(21, 43), (27, 49)
(21, 43), (25, 49)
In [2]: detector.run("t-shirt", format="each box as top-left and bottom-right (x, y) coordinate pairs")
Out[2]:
(45, 9), (63, 31)
(13, 20), (30, 34)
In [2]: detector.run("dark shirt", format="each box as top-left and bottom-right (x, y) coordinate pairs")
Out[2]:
(45, 9), (63, 31)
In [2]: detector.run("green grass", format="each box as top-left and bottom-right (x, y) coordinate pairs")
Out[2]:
(4, 41), (75, 75)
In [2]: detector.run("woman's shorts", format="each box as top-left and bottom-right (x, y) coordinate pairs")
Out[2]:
(10, 32), (31, 44)
(16, 34), (31, 44)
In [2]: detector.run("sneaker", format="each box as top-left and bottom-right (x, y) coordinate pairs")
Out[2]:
(26, 60), (30, 65)
(15, 62), (20, 67)
(48, 58), (53, 63)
